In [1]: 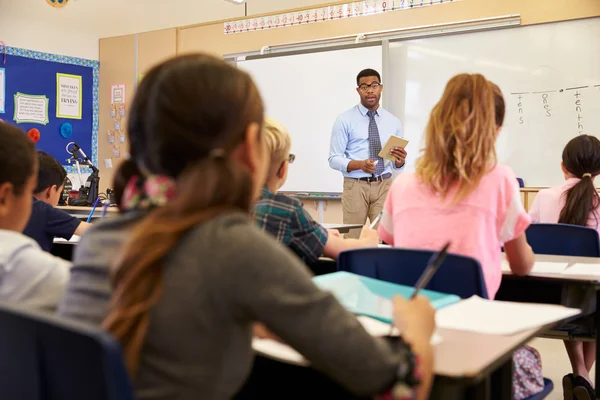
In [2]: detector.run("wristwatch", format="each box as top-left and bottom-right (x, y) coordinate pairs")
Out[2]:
(376, 337), (422, 400)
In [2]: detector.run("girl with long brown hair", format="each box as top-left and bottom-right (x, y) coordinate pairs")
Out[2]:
(530, 134), (600, 399)
(58, 54), (435, 400)
(377, 73), (541, 399)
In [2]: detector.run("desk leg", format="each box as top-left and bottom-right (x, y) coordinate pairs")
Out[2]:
(594, 287), (600, 399)
(317, 200), (325, 224)
(491, 358), (513, 400)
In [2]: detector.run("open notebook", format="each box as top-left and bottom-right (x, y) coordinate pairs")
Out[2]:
(253, 316), (442, 366)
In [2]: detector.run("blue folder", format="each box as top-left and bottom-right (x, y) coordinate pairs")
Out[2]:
(313, 271), (461, 323)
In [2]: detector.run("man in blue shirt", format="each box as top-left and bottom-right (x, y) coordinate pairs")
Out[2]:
(23, 152), (91, 252)
(329, 68), (406, 238)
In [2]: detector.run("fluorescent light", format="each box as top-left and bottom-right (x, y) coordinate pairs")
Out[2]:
(225, 0), (246, 4)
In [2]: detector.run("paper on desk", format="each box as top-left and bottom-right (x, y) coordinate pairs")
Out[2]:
(253, 316), (442, 366)
(53, 235), (81, 244)
(502, 260), (568, 275)
(562, 263), (600, 277)
(436, 296), (580, 335)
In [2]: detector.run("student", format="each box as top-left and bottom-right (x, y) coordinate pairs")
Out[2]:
(23, 151), (91, 252)
(253, 117), (379, 264)
(58, 54), (435, 400)
(0, 124), (70, 311)
(377, 74), (541, 400)
(529, 134), (600, 399)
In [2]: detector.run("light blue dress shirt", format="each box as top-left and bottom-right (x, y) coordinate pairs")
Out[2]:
(328, 103), (404, 179)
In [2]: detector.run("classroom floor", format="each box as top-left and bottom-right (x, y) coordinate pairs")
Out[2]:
(531, 337), (596, 400)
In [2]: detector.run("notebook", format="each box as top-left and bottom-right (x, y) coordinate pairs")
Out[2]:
(313, 272), (460, 323)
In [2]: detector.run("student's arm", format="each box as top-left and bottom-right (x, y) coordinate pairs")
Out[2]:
(46, 206), (86, 240)
(8, 246), (70, 311)
(328, 116), (352, 173)
(74, 221), (92, 236)
(504, 234), (534, 276)
(323, 225), (379, 259)
(227, 225), (433, 398)
(378, 183), (396, 245)
(499, 168), (535, 276)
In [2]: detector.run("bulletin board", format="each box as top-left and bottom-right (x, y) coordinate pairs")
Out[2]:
(0, 46), (99, 172)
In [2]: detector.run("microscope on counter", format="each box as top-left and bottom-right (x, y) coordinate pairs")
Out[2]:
(65, 142), (100, 207)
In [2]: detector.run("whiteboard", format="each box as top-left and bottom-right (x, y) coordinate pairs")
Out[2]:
(387, 17), (600, 187)
(239, 46), (382, 193)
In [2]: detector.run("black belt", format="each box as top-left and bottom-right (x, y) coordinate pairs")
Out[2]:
(357, 173), (392, 183)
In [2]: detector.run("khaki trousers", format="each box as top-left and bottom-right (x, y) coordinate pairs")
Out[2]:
(342, 177), (393, 239)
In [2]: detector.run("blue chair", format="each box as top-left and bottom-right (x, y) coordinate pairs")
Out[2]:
(0, 302), (133, 400)
(522, 378), (554, 400)
(337, 248), (488, 299)
(526, 223), (600, 257)
(517, 177), (525, 188)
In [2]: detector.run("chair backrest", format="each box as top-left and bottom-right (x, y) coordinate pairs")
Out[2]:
(526, 223), (600, 257)
(337, 248), (488, 299)
(0, 302), (133, 400)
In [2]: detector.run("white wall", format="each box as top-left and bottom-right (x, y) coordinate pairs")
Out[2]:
(0, 0), (328, 60)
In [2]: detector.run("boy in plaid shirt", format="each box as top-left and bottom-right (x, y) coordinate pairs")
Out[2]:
(253, 118), (378, 264)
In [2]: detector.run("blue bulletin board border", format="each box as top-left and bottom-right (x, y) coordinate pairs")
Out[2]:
(1, 46), (99, 173)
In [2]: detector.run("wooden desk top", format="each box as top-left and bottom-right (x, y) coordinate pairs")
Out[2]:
(57, 205), (119, 213)
(435, 326), (543, 381)
(503, 254), (600, 283)
(322, 223), (363, 229)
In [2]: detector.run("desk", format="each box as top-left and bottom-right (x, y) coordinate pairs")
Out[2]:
(499, 254), (600, 394)
(57, 205), (118, 220)
(321, 223), (363, 234)
(432, 326), (546, 400)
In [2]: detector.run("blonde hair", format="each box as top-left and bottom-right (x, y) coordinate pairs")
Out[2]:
(415, 73), (500, 203)
(263, 117), (291, 177)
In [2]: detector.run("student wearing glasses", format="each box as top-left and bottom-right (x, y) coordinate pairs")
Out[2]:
(328, 69), (406, 238)
(253, 118), (379, 264)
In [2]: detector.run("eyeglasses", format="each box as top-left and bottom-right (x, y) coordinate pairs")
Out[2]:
(358, 82), (382, 92)
(288, 154), (295, 164)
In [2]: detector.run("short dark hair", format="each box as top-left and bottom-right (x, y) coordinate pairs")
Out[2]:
(35, 151), (67, 194)
(0, 123), (36, 195)
(356, 69), (381, 86)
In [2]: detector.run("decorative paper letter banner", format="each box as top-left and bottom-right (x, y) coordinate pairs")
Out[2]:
(14, 93), (49, 125)
(56, 73), (82, 119)
(111, 84), (126, 104)
(224, 0), (461, 35)
(0, 68), (5, 113)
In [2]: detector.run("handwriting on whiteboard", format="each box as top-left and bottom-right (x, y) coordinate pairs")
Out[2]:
(510, 84), (600, 135)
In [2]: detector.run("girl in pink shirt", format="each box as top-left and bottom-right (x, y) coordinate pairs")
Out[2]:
(529, 134), (600, 398)
(379, 74), (540, 399)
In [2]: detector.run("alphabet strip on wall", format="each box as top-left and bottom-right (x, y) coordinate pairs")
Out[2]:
(224, 0), (460, 35)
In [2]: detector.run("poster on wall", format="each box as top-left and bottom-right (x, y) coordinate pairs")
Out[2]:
(56, 73), (82, 119)
(111, 84), (126, 104)
(13, 92), (49, 125)
(0, 68), (5, 113)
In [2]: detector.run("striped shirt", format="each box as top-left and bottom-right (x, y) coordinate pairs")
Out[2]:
(253, 187), (329, 264)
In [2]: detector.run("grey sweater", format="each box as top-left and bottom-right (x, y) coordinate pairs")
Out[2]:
(58, 212), (402, 399)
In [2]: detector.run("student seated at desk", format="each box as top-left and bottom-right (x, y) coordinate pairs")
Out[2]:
(253, 118), (379, 264)
(58, 54), (435, 400)
(23, 151), (91, 252)
(377, 74), (541, 400)
(0, 124), (70, 311)
(529, 134), (600, 399)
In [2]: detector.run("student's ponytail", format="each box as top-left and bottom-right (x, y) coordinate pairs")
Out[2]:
(101, 54), (264, 377)
(103, 157), (254, 375)
(557, 135), (600, 228)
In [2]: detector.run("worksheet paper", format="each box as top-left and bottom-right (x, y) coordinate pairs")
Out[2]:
(501, 260), (568, 274)
(435, 296), (580, 335)
(253, 316), (442, 366)
(562, 263), (600, 277)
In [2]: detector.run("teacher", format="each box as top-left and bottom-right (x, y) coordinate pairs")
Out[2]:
(328, 68), (406, 238)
